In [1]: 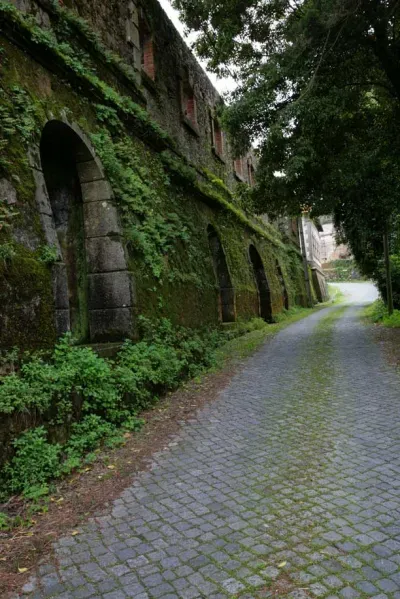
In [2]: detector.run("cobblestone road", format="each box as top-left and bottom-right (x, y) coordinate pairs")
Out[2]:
(21, 286), (400, 599)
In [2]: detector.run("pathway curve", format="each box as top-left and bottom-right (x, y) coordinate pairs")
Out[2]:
(21, 285), (400, 599)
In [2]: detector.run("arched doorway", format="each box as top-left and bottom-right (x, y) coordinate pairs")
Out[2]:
(41, 121), (89, 341)
(207, 225), (235, 322)
(276, 260), (289, 310)
(249, 245), (272, 321)
(38, 120), (133, 342)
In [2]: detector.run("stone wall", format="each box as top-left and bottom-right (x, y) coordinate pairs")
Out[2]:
(0, 0), (309, 350)
(9, 0), (256, 188)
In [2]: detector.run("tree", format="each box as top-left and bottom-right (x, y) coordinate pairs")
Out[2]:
(174, 0), (400, 307)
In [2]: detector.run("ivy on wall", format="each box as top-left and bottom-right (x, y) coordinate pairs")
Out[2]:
(0, 0), (293, 247)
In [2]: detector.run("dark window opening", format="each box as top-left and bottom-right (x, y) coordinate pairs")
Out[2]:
(211, 114), (224, 158)
(276, 260), (289, 310)
(40, 121), (90, 342)
(207, 225), (235, 322)
(249, 244), (272, 322)
(181, 75), (197, 127)
(234, 158), (243, 178)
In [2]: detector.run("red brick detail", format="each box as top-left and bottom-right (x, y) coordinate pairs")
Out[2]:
(185, 96), (196, 123)
(142, 36), (155, 80)
(247, 160), (255, 186)
(234, 158), (243, 177)
(214, 123), (223, 156)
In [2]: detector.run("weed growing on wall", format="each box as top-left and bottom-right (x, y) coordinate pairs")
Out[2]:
(91, 127), (190, 279)
(0, 241), (15, 264)
(0, 85), (39, 171)
(37, 245), (59, 265)
(0, 2), (291, 249)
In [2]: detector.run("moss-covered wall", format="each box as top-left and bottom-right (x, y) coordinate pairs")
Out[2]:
(0, 1), (308, 351)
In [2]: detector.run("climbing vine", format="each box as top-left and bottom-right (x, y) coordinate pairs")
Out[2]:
(0, 84), (39, 172)
(0, 0), (290, 245)
(91, 127), (190, 279)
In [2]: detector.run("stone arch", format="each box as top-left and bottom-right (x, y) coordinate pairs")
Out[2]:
(276, 260), (289, 310)
(249, 244), (272, 322)
(33, 119), (134, 342)
(207, 225), (235, 323)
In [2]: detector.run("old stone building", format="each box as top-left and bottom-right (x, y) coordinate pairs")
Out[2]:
(301, 216), (329, 303)
(0, 0), (313, 350)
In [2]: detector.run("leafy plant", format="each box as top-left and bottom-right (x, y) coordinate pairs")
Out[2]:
(38, 245), (59, 265)
(4, 427), (61, 495)
(364, 299), (400, 328)
(0, 318), (225, 499)
(0, 85), (39, 170)
(62, 415), (122, 473)
(0, 242), (16, 264)
(0, 511), (10, 530)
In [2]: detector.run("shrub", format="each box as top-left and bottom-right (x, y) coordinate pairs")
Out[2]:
(364, 299), (400, 327)
(62, 415), (124, 473)
(4, 427), (61, 495)
(0, 319), (224, 499)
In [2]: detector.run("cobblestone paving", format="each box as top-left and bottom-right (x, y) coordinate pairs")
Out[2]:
(20, 301), (400, 598)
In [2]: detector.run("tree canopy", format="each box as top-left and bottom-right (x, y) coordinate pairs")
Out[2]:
(174, 0), (400, 303)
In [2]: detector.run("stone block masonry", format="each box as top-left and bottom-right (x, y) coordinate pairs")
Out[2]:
(0, 0), (311, 350)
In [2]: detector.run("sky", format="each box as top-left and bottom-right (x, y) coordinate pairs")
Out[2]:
(158, 0), (235, 95)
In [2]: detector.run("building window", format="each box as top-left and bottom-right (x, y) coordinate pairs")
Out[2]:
(181, 77), (197, 127)
(211, 113), (224, 159)
(140, 18), (155, 80)
(234, 158), (243, 179)
(180, 68), (199, 135)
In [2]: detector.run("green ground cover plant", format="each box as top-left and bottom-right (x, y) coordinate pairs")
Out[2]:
(0, 306), (327, 511)
(0, 318), (221, 502)
(363, 299), (400, 328)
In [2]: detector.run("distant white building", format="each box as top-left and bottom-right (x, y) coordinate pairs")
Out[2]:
(319, 219), (351, 263)
(301, 215), (329, 302)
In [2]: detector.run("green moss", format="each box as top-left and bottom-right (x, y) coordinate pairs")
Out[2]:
(0, 3), (288, 248)
(0, 245), (56, 350)
(0, 4), (310, 345)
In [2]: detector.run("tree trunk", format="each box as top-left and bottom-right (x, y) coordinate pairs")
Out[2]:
(383, 222), (394, 315)
(298, 216), (313, 307)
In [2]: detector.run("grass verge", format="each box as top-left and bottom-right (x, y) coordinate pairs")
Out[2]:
(363, 299), (400, 328)
(327, 283), (347, 305)
(216, 303), (333, 365)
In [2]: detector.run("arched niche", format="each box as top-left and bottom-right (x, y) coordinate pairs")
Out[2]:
(249, 244), (272, 322)
(276, 260), (289, 310)
(207, 225), (235, 323)
(34, 119), (134, 342)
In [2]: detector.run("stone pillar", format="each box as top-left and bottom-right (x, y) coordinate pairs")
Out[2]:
(77, 160), (135, 342)
(126, 1), (141, 73)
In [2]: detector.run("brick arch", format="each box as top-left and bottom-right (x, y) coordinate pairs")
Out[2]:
(248, 244), (272, 322)
(31, 119), (134, 342)
(207, 224), (235, 323)
(276, 259), (289, 310)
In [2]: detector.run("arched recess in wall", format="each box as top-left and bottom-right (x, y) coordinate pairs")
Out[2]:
(276, 260), (289, 310)
(249, 244), (272, 322)
(207, 225), (235, 322)
(37, 120), (134, 342)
